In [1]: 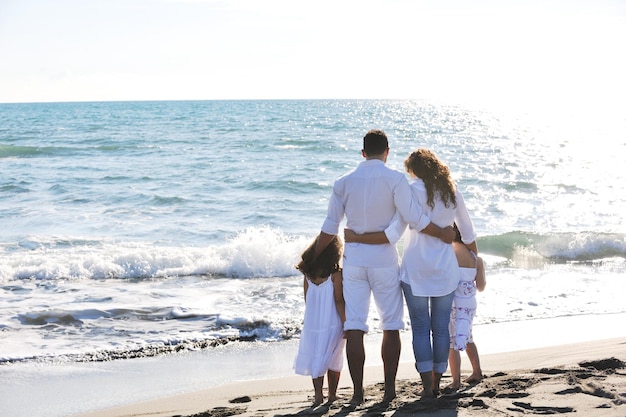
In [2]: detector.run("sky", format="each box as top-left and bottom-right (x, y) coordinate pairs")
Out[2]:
(1, 0), (625, 110)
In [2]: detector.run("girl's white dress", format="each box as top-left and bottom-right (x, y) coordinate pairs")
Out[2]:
(449, 254), (478, 351)
(294, 275), (345, 378)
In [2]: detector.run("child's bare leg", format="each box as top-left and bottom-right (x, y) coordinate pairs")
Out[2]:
(327, 370), (341, 402)
(446, 348), (462, 390)
(312, 376), (324, 406)
(464, 342), (483, 383)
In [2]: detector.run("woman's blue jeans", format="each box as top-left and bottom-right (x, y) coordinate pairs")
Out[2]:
(402, 281), (454, 374)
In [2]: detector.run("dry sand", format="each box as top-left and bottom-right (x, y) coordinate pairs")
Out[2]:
(77, 336), (626, 417)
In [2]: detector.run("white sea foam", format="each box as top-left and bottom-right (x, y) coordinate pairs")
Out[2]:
(1, 227), (624, 362)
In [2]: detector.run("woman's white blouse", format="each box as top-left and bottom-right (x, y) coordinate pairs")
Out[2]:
(387, 178), (477, 297)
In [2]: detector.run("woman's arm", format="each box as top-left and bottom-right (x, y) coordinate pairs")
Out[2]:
(454, 189), (478, 250)
(343, 212), (405, 244)
(465, 240), (478, 255)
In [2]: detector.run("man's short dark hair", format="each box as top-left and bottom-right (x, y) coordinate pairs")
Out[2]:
(363, 129), (389, 156)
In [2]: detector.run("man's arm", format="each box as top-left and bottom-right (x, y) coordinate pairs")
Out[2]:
(314, 231), (337, 259)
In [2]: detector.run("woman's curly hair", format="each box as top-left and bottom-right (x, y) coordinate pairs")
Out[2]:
(295, 235), (342, 279)
(404, 148), (456, 209)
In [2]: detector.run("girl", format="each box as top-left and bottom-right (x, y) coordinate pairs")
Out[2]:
(445, 223), (486, 392)
(294, 235), (346, 406)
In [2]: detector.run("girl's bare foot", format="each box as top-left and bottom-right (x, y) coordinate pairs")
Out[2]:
(442, 383), (460, 394)
(312, 395), (324, 407)
(465, 373), (484, 384)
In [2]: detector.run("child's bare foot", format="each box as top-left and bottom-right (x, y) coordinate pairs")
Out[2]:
(465, 373), (484, 384)
(442, 383), (460, 394)
(312, 395), (324, 407)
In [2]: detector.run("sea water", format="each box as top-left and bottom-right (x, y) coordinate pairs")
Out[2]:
(1, 99), (625, 365)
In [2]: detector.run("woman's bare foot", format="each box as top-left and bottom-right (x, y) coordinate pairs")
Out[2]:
(419, 389), (435, 401)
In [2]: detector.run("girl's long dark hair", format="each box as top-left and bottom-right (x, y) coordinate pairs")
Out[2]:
(295, 235), (342, 279)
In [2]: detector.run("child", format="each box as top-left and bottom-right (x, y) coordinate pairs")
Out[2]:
(294, 234), (346, 406)
(445, 224), (486, 393)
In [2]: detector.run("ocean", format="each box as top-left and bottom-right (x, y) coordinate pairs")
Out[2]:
(1, 100), (625, 406)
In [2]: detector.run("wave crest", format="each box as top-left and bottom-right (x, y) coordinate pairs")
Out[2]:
(4, 229), (622, 283)
(0, 227), (312, 282)
(479, 231), (626, 262)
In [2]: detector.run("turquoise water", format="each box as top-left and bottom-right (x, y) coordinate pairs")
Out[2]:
(1, 99), (625, 363)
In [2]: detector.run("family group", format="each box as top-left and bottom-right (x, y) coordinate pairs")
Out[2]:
(293, 129), (486, 407)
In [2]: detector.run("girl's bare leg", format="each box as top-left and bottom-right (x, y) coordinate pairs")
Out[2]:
(312, 376), (324, 406)
(327, 370), (341, 402)
(464, 342), (483, 383)
(446, 348), (462, 390)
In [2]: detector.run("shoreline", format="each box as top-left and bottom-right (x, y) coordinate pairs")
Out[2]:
(74, 313), (626, 417)
(75, 336), (626, 417)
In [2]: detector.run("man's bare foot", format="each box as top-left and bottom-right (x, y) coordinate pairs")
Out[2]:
(349, 394), (364, 405)
(381, 392), (396, 404)
(327, 395), (340, 403)
(465, 373), (484, 384)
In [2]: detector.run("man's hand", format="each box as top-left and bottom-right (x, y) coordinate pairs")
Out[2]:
(439, 225), (455, 243)
(344, 229), (357, 243)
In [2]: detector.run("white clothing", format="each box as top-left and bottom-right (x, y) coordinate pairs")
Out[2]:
(449, 262), (478, 351)
(342, 265), (404, 332)
(387, 179), (477, 297)
(294, 276), (345, 378)
(321, 159), (430, 268)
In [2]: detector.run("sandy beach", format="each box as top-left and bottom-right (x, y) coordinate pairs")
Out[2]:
(74, 315), (626, 417)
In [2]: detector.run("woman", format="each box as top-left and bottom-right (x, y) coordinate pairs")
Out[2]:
(344, 148), (477, 399)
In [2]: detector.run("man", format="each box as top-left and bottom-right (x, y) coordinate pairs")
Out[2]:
(315, 129), (454, 405)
